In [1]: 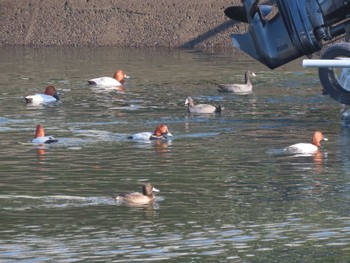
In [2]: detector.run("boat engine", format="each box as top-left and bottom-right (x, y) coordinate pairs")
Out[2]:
(225, 0), (350, 104)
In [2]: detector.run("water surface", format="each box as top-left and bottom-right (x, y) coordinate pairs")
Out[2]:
(1, 46), (350, 262)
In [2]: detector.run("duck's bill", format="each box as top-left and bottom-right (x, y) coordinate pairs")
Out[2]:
(125, 75), (130, 79)
(323, 137), (328, 141)
(153, 187), (160, 192)
(252, 72), (257, 77)
(166, 132), (173, 137)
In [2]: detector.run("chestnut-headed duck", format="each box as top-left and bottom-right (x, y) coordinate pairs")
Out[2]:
(25, 86), (60, 104)
(185, 96), (222, 114)
(283, 131), (328, 154)
(88, 69), (129, 87)
(31, 124), (58, 144)
(113, 183), (159, 205)
(128, 124), (173, 141)
(217, 70), (256, 93)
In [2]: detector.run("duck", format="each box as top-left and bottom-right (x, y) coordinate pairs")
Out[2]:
(113, 183), (159, 205)
(217, 70), (256, 93)
(31, 124), (58, 144)
(88, 69), (129, 87)
(283, 131), (328, 154)
(128, 124), (172, 141)
(185, 96), (222, 114)
(25, 85), (60, 104)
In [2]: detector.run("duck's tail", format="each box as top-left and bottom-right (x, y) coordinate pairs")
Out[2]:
(112, 194), (125, 202)
(217, 85), (226, 92)
(45, 138), (59, 144)
(24, 96), (33, 103)
(215, 105), (222, 113)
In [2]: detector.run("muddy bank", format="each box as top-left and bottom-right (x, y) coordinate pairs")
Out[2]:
(0, 0), (244, 47)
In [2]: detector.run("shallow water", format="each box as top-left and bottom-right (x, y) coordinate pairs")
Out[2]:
(1, 46), (350, 262)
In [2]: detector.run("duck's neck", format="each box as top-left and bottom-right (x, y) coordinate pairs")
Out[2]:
(143, 189), (155, 199)
(245, 73), (251, 85)
(312, 138), (321, 147)
(150, 134), (163, 140)
(187, 100), (195, 108)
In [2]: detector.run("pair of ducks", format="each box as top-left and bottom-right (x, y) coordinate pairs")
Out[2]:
(185, 70), (256, 114)
(89, 69), (256, 93)
(31, 124), (172, 144)
(24, 70), (129, 104)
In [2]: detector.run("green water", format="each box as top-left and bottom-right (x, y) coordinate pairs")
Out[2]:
(0, 46), (349, 262)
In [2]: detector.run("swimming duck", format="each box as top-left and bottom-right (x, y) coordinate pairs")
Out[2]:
(31, 124), (58, 144)
(25, 85), (60, 104)
(217, 70), (256, 93)
(88, 69), (129, 87)
(185, 96), (222, 114)
(113, 183), (159, 205)
(128, 124), (173, 141)
(283, 131), (328, 154)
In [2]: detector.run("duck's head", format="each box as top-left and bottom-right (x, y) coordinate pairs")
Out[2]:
(184, 96), (194, 106)
(246, 70), (256, 76)
(113, 70), (130, 84)
(154, 124), (173, 137)
(44, 86), (57, 96)
(143, 183), (160, 196)
(312, 131), (328, 147)
(245, 70), (256, 81)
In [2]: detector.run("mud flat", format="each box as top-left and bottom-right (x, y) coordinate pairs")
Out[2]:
(0, 0), (245, 47)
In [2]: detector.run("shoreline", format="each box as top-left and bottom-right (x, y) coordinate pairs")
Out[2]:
(0, 0), (243, 47)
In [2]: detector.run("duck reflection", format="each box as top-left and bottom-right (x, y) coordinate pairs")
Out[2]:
(338, 127), (350, 173)
(35, 147), (46, 161)
(313, 150), (324, 174)
(340, 104), (350, 127)
(116, 200), (159, 209)
(115, 200), (159, 218)
(154, 139), (172, 155)
(285, 149), (326, 174)
(115, 85), (126, 93)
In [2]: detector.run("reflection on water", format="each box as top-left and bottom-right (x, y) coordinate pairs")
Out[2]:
(0, 46), (350, 262)
(340, 68), (350, 91)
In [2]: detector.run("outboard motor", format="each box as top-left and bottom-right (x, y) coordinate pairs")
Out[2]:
(225, 0), (350, 104)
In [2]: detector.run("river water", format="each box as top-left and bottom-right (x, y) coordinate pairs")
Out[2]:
(0, 46), (350, 262)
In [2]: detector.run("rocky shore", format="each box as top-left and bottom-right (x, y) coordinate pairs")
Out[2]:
(0, 0), (244, 47)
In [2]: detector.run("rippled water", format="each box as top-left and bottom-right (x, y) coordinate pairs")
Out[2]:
(1, 46), (350, 262)
(340, 68), (350, 91)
